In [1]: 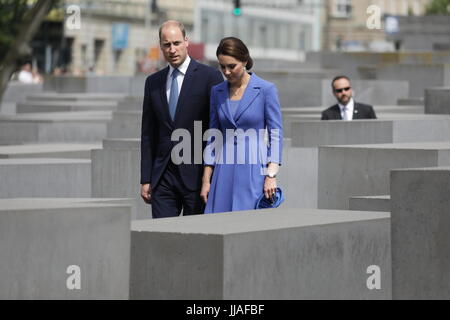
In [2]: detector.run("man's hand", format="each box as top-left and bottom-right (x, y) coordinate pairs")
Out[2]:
(141, 183), (152, 204)
(200, 182), (210, 204)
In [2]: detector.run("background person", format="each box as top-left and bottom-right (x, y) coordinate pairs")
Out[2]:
(321, 75), (377, 120)
(17, 62), (42, 84)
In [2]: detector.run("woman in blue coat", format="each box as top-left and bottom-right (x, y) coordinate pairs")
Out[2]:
(201, 37), (283, 213)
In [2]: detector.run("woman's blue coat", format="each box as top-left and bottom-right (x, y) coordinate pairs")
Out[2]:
(205, 72), (283, 213)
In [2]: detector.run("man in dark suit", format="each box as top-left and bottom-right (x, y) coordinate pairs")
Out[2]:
(321, 75), (377, 120)
(140, 20), (223, 218)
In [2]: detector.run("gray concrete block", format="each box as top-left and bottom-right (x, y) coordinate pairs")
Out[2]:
(0, 121), (107, 144)
(349, 196), (390, 212)
(390, 116), (450, 142)
(0, 158), (91, 198)
(17, 100), (118, 113)
(314, 52), (386, 79)
(117, 96), (143, 111)
(291, 117), (450, 148)
(282, 109), (323, 138)
(278, 146), (318, 209)
(425, 87), (450, 114)
(318, 142), (450, 210)
(26, 92), (126, 102)
(253, 58), (317, 70)
(43, 76), (87, 93)
(2, 82), (43, 104)
(0, 198), (130, 299)
(373, 64), (450, 98)
(397, 97), (424, 106)
(391, 167), (450, 299)
(130, 208), (391, 299)
(0, 143), (101, 159)
(0, 111), (111, 144)
(292, 120), (389, 147)
(129, 75), (147, 97)
(91, 138), (149, 220)
(255, 70), (341, 107)
(87, 76), (133, 94)
(45, 197), (138, 224)
(107, 111), (141, 139)
(0, 102), (16, 115)
(283, 106), (424, 138)
(43, 76), (133, 94)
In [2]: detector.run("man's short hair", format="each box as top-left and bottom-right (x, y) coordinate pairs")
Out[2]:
(331, 75), (351, 89)
(159, 20), (186, 42)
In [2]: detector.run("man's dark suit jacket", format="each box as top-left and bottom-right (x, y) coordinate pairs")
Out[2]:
(321, 102), (377, 120)
(140, 59), (223, 191)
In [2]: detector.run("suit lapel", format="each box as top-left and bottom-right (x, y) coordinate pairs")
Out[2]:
(234, 73), (260, 123)
(332, 104), (342, 120)
(353, 102), (361, 119)
(159, 66), (173, 124)
(173, 60), (196, 125)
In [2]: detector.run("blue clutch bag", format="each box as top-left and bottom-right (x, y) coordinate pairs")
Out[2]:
(255, 187), (285, 209)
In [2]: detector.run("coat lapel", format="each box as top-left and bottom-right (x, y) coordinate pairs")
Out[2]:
(217, 82), (237, 128)
(234, 73), (260, 123)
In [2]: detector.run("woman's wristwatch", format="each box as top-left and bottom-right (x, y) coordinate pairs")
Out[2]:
(266, 172), (277, 178)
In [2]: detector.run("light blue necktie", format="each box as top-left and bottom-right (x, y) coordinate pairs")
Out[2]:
(343, 106), (349, 120)
(168, 69), (179, 121)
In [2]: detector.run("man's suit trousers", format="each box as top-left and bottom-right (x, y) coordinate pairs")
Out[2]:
(151, 161), (204, 218)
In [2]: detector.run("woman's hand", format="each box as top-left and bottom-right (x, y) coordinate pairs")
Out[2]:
(201, 166), (214, 204)
(264, 177), (277, 200)
(200, 182), (211, 204)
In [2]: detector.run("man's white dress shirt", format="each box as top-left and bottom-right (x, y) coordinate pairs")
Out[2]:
(338, 98), (354, 120)
(166, 56), (191, 103)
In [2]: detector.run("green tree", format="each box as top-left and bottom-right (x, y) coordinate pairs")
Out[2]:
(0, 1), (29, 62)
(0, 0), (58, 104)
(425, 0), (450, 14)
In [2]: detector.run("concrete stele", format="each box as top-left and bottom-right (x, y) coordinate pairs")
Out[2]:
(425, 87), (450, 114)
(0, 158), (91, 198)
(318, 142), (450, 210)
(391, 167), (450, 299)
(0, 198), (131, 299)
(130, 208), (391, 300)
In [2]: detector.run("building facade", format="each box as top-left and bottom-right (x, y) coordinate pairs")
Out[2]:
(386, 15), (450, 51)
(323, 0), (432, 51)
(193, 0), (323, 62)
(45, 0), (437, 75)
(63, 0), (194, 75)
